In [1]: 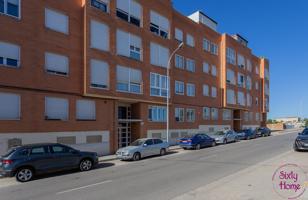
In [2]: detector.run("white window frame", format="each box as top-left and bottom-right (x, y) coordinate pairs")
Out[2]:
(211, 65), (217, 76)
(211, 86), (217, 98)
(210, 42), (218, 55)
(211, 108), (219, 120)
(226, 69), (235, 85)
(186, 83), (195, 97)
(203, 62), (209, 73)
(0, 0), (21, 19)
(150, 10), (169, 39)
(0, 41), (20, 68)
(186, 108), (195, 122)
(174, 28), (183, 42)
(150, 72), (169, 98)
(175, 54), (185, 69)
(175, 80), (184, 95)
(116, 65), (142, 94)
(223, 109), (232, 121)
(227, 89), (236, 105)
(175, 107), (184, 122)
(203, 84), (209, 96)
(186, 34), (195, 47)
(116, 0), (142, 27)
(186, 58), (195, 72)
(148, 106), (167, 122)
(202, 107), (210, 120)
(203, 38), (211, 52)
(226, 47), (236, 65)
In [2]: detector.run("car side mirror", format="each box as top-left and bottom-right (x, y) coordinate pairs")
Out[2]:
(298, 132), (302, 135)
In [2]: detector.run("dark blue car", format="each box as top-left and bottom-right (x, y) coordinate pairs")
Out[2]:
(179, 133), (216, 150)
(237, 129), (257, 140)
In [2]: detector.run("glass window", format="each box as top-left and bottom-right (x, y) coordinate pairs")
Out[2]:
(45, 8), (69, 34)
(211, 87), (217, 98)
(51, 145), (70, 154)
(226, 47), (236, 65)
(227, 89), (236, 104)
(150, 73), (169, 98)
(150, 10), (169, 39)
(203, 38), (211, 52)
(45, 97), (69, 121)
(90, 20), (109, 51)
(186, 109), (195, 122)
(223, 109), (232, 120)
(154, 139), (163, 144)
(203, 62), (209, 73)
(211, 108), (219, 120)
(0, 92), (20, 120)
(186, 83), (195, 97)
(186, 34), (195, 47)
(203, 107), (210, 120)
(117, 65), (142, 94)
(91, 0), (108, 13)
(203, 84), (209, 96)
(0, 41), (20, 68)
(175, 28), (183, 41)
(45, 52), (69, 76)
(210, 43), (218, 55)
(1, 0), (20, 18)
(150, 42), (169, 68)
(145, 139), (154, 146)
(175, 54), (185, 69)
(175, 108), (184, 122)
(175, 81), (184, 95)
(76, 100), (96, 120)
(90, 59), (109, 89)
(116, 0), (141, 27)
(148, 106), (167, 122)
(31, 147), (46, 155)
(186, 59), (195, 72)
(211, 65), (217, 76)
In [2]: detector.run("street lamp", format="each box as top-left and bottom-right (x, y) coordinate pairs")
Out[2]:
(166, 42), (184, 144)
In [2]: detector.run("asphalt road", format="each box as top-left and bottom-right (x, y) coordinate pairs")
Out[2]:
(0, 130), (299, 200)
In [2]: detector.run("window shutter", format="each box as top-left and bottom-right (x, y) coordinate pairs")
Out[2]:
(0, 92), (20, 120)
(130, 68), (141, 84)
(91, 59), (109, 87)
(45, 8), (68, 34)
(159, 15), (169, 31)
(117, 66), (129, 83)
(130, 34), (141, 49)
(150, 11), (160, 25)
(91, 20), (109, 51)
(45, 97), (68, 120)
(116, 30), (130, 56)
(45, 52), (69, 74)
(0, 42), (20, 61)
(150, 43), (159, 66)
(116, 0), (129, 12)
(130, 0), (141, 18)
(76, 100), (96, 120)
(159, 45), (169, 68)
(175, 28), (183, 41)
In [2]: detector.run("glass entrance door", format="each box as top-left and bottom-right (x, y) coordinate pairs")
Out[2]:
(117, 106), (131, 148)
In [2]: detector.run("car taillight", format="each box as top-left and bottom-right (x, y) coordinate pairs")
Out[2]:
(2, 159), (13, 165)
(187, 140), (192, 143)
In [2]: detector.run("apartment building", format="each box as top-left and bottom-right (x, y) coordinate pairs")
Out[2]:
(0, 0), (270, 155)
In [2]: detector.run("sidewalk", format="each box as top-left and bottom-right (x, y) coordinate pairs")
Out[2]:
(171, 150), (308, 200)
(99, 145), (182, 162)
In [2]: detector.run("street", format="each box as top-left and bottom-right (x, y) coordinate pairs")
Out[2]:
(0, 130), (300, 200)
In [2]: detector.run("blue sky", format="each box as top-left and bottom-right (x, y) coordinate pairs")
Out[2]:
(173, 0), (308, 119)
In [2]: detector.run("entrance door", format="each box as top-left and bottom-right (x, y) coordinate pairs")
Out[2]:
(233, 110), (241, 131)
(118, 106), (131, 148)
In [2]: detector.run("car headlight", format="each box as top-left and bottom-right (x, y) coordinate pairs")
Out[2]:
(122, 151), (130, 156)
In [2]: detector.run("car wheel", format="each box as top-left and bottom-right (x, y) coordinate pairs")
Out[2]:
(79, 159), (93, 171)
(160, 148), (166, 156)
(195, 144), (201, 150)
(183, 147), (187, 150)
(133, 152), (141, 161)
(211, 141), (216, 147)
(16, 167), (34, 182)
(223, 139), (227, 144)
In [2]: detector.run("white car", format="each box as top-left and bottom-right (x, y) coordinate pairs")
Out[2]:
(116, 138), (169, 161)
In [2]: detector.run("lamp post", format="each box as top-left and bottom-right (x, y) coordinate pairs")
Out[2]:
(166, 42), (184, 144)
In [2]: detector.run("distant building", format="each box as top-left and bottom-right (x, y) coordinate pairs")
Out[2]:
(275, 117), (299, 124)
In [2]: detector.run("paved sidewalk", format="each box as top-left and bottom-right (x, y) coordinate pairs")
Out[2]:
(171, 150), (308, 200)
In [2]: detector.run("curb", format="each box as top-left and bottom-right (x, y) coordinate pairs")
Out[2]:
(98, 146), (182, 163)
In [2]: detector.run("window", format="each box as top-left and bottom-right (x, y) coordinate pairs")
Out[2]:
(186, 59), (195, 72)
(116, 29), (142, 61)
(255, 65), (260, 75)
(237, 91), (246, 106)
(186, 34), (195, 47)
(0, 92), (20, 120)
(148, 106), (166, 122)
(210, 43), (218, 55)
(265, 83), (270, 95)
(150, 42), (169, 68)
(246, 93), (252, 107)
(238, 73), (245, 87)
(51, 145), (70, 154)
(175, 54), (185, 69)
(45, 52), (69, 76)
(211, 65), (217, 76)
(154, 139), (163, 144)
(31, 147), (46, 155)
(244, 111), (249, 121)
(226, 69), (235, 84)
(202, 107), (210, 120)
(90, 59), (109, 89)
(227, 89), (236, 104)
(186, 109), (195, 122)
(249, 112), (254, 121)
(256, 113), (260, 121)
(203, 84), (209, 96)
(91, 0), (108, 13)
(1, 0), (20, 18)
(87, 135), (102, 144)
(76, 100), (96, 120)
(247, 59), (252, 72)
(117, 65), (142, 94)
(256, 97), (259, 106)
(255, 82), (259, 90)
(150, 10), (169, 39)
(116, 0), (141, 27)
(203, 38), (210, 52)
(211, 87), (217, 98)
(175, 81), (184, 95)
(175, 28), (183, 42)
(175, 108), (184, 122)
(57, 136), (76, 145)
(90, 20), (109, 51)
(145, 139), (154, 146)
(45, 8), (68, 34)
(246, 76), (252, 90)
(226, 47), (236, 65)
(211, 108), (219, 120)
(223, 109), (232, 120)
(265, 68), (270, 80)
(0, 41), (20, 68)
(186, 83), (195, 97)
(237, 54), (245, 69)
(150, 73), (169, 97)
(45, 97), (69, 121)
(203, 62), (209, 73)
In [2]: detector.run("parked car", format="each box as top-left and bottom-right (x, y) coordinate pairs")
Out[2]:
(256, 127), (271, 137)
(294, 128), (308, 151)
(236, 129), (257, 140)
(179, 133), (216, 150)
(0, 143), (99, 182)
(209, 130), (239, 144)
(116, 138), (169, 161)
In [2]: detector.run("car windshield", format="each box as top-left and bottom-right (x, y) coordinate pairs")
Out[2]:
(301, 130), (308, 135)
(214, 131), (225, 136)
(243, 129), (251, 133)
(130, 139), (146, 146)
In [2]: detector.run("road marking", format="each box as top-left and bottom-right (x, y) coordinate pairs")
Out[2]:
(56, 180), (112, 195)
